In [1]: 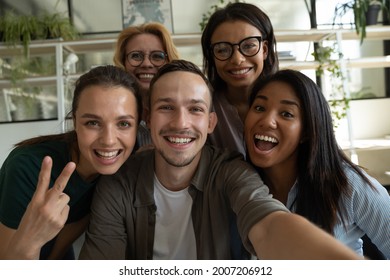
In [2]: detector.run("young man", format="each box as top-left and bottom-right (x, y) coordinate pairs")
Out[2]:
(79, 60), (360, 260)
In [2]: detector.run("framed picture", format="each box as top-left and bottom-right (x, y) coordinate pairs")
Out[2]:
(122, 0), (174, 33)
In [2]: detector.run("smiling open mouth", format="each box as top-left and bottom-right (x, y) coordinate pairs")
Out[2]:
(94, 150), (122, 159)
(254, 134), (278, 151)
(230, 68), (251, 75)
(137, 73), (155, 80)
(166, 136), (194, 144)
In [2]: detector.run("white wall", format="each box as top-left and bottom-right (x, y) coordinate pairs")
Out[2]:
(350, 98), (390, 139)
(0, 120), (63, 166)
(336, 98), (390, 141)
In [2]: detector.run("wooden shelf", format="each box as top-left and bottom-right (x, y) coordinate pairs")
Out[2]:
(1, 25), (390, 55)
(275, 26), (390, 42)
(1, 26), (390, 88)
(281, 55), (390, 70)
(0, 43), (56, 57)
(0, 76), (57, 88)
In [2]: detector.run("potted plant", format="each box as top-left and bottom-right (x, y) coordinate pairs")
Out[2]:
(0, 10), (79, 57)
(365, 1), (383, 24)
(38, 11), (79, 41)
(334, 0), (389, 43)
(0, 11), (40, 57)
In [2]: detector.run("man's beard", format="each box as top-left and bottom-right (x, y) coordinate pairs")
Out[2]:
(156, 148), (197, 168)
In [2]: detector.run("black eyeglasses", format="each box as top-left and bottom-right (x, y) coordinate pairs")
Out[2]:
(126, 50), (168, 67)
(210, 36), (263, 61)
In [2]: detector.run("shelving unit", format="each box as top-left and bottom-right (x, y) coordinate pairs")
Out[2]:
(2, 25), (390, 83)
(276, 25), (390, 42)
(277, 26), (390, 70)
(1, 26), (390, 124)
(1, 26), (390, 184)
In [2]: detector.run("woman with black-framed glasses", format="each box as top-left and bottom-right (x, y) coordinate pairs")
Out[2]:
(201, 2), (279, 158)
(201, 2), (279, 260)
(211, 36), (263, 61)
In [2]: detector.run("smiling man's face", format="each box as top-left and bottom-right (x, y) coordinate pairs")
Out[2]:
(148, 71), (217, 168)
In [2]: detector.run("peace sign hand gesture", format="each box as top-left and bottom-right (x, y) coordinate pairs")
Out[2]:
(6, 156), (76, 259)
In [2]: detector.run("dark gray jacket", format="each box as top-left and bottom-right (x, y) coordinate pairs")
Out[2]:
(79, 145), (287, 259)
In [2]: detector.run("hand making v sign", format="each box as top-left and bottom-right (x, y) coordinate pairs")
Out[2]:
(3, 156), (75, 259)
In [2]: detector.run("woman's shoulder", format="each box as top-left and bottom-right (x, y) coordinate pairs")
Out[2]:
(344, 164), (389, 197)
(201, 145), (258, 179)
(2, 140), (70, 174)
(9, 140), (68, 156)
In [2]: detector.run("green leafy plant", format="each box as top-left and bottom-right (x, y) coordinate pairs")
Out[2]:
(333, 0), (389, 44)
(0, 11), (40, 57)
(0, 10), (79, 57)
(312, 44), (350, 126)
(199, 0), (239, 31)
(39, 11), (79, 41)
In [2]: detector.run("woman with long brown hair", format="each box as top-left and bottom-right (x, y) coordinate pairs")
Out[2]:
(0, 65), (142, 259)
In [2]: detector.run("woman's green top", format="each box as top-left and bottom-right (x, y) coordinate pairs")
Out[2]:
(0, 140), (96, 230)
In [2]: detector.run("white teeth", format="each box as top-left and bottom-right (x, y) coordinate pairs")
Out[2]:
(138, 73), (154, 79)
(231, 68), (250, 75)
(96, 150), (119, 158)
(254, 135), (278, 143)
(167, 137), (192, 144)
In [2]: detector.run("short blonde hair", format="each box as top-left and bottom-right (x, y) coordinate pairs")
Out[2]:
(114, 22), (180, 70)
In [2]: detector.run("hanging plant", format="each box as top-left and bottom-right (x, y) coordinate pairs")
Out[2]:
(312, 43), (350, 127)
(199, 0), (239, 31)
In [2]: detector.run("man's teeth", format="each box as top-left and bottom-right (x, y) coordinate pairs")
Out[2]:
(96, 150), (119, 158)
(231, 68), (250, 75)
(255, 135), (278, 143)
(167, 137), (192, 144)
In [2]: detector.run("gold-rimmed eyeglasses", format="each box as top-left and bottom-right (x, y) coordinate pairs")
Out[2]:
(126, 50), (168, 67)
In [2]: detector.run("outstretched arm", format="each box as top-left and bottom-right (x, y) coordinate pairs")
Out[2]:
(0, 156), (75, 259)
(249, 211), (362, 260)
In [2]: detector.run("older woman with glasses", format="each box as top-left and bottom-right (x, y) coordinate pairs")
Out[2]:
(201, 2), (279, 157)
(114, 22), (180, 148)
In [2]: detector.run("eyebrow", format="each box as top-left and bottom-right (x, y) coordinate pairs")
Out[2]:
(154, 97), (209, 107)
(211, 35), (262, 45)
(255, 95), (300, 108)
(80, 113), (136, 120)
(127, 49), (165, 54)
